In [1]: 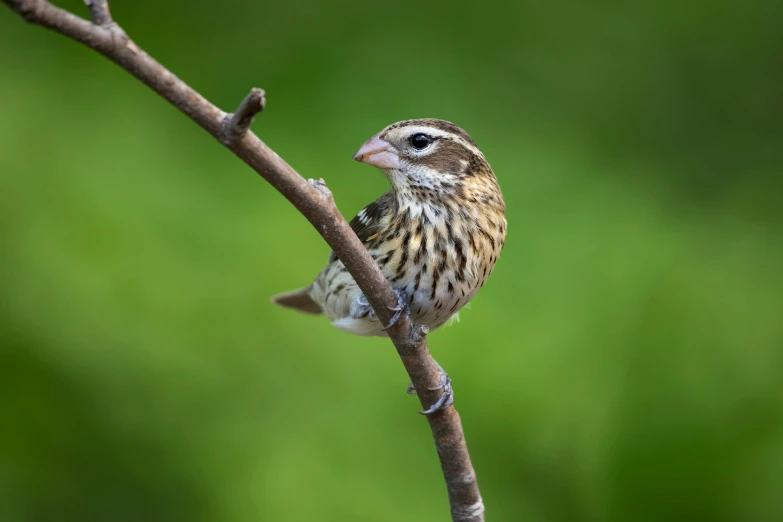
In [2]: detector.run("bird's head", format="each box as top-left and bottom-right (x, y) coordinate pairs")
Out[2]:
(352, 119), (494, 197)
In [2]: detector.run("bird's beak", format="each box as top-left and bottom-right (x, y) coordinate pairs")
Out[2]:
(352, 134), (400, 170)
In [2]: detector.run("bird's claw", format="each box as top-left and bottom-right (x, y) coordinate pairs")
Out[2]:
(350, 293), (376, 321)
(381, 289), (410, 330)
(408, 362), (454, 415)
(350, 289), (409, 327)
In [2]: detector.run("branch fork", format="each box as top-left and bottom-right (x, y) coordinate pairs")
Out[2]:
(223, 87), (266, 142)
(84, 0), (112, 26)
(2, 1), (484, 520)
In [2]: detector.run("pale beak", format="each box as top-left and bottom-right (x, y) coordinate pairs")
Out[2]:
(352, 134), (400, 169)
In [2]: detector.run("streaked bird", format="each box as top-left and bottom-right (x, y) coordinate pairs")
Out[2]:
(272, 119), (506, 412)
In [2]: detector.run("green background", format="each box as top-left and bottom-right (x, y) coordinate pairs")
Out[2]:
(2, 0), (782, 520)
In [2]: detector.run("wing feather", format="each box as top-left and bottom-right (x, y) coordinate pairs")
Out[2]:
(348, 191), (394, 243)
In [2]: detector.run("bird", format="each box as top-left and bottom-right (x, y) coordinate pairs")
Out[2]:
(272, 119), (506, 412)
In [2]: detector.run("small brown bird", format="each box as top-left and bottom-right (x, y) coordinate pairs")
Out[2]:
(272, 119), (506, 411)
(274, 118), (506, 333)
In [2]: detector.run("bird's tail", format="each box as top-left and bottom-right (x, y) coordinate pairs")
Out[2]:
(270, 286), (322, 315)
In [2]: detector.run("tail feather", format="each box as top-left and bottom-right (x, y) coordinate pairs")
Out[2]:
(271, 286), (322, 315)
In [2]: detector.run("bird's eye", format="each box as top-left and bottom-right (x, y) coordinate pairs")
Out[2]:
(409, 133), (432, 150)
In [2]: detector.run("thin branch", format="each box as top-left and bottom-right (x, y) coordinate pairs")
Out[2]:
(1, 1), (484, 520)
(84, 0), (111, 25)
(224, 87), (266, 140)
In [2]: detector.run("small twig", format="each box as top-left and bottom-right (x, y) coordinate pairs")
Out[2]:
(224, 87), (266, 140)
(84, 0), (111, 25)
(1, 1), (484, 520)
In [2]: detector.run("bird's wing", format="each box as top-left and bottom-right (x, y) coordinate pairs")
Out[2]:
(347, 191), (394, 244)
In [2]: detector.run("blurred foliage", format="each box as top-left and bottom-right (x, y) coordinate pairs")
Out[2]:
(1, 0), (783, 521)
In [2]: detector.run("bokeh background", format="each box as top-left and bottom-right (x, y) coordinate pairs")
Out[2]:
(2, 0), (782, 520)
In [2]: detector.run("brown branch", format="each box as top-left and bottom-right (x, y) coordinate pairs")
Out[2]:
(224, 87), (266, 140)
(84, 0), (111, 25)
(2, 1), (484, 520)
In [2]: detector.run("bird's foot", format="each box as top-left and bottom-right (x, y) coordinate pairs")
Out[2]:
(349, 293), (377, 322)
(349, 289), (409, 329)
(407, 361), (454, 415)
(382, 289), (410, 330)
